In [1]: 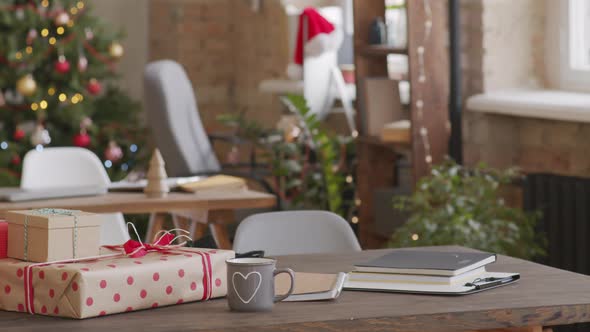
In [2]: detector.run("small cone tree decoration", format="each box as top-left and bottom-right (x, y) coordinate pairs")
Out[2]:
(144, 149), (169, 198)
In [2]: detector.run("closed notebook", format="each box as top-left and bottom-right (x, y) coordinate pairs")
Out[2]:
(354, 250), (496, 276)
(275, 272), (346, 302)
(348, 266), (486, 286)
(179, 175), (247, 193)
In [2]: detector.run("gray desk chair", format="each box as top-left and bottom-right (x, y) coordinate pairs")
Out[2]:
(144, 60), (221, 177)
(233, 210), (361, 256)
(144, 60), (277, 244)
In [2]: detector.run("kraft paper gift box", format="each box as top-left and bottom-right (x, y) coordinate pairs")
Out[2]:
(6, 209), (102, 263)
(0, 248), (233, 319)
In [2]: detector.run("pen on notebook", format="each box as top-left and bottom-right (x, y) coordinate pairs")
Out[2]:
(465, 277), (514, 290)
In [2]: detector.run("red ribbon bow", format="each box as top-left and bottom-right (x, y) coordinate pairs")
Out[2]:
(121, 233), (176, 258)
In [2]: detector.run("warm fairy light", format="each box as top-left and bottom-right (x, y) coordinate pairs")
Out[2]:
(411, 234), (419, 241)
(48, 87), (56, 95)
(31, 103), (39, 111)
(351, 130), (359, 138)
(56, 27), (65, 35)
(41, 29), (49, 37)
(49, 37), (56, 45)
(70, 7), (78, 15)
(74, 93), (84, 101)
(15, 52), (23, 60)
(67, 20), (74, 28)
(351, 216), (359, 224)
(346, 175), (353, 184)
(25, 46), (33, 54)
(77, 1), (85, 9)
(58, 93), (67, 102)
(71, 95), (80, 104)
(39, 100), (48, 109)
(41, 0), (49, 7)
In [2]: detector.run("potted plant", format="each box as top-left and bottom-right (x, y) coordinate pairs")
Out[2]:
(389, 160), (545, 260)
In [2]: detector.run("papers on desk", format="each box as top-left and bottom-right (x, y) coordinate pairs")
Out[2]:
(110, 175), (247, 194)
(109, 176), (203, 191)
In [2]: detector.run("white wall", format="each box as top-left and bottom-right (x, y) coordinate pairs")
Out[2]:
(482, 0), (546, 91)
(88, 0), (148, 102)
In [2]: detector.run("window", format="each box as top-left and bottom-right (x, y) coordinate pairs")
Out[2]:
(551, 0), (590, 91)
(568, 0), (590, 71)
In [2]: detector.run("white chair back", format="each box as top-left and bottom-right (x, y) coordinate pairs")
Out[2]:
(21, 147), (130, 245)
(144, 60), (221, 177)
(233, 210), (361, 256)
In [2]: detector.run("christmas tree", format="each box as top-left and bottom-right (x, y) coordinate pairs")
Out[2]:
(0, 0), (145, 185)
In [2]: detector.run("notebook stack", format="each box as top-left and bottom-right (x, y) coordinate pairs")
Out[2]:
(344, 250), (519, 295)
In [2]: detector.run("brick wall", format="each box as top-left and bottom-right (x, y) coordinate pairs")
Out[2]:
(149, 0), (292, 132)
(460, 0), (590, 178)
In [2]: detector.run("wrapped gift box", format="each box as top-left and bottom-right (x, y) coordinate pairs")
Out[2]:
(6, 209), (102, 262)
(0, 247), (233, 319)
(0, 221), (7, 259)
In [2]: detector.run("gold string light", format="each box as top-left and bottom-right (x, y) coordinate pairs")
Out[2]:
(31, 103), (39, 111)
(58, 93), (67, 102)
(414, 0), (434, 169)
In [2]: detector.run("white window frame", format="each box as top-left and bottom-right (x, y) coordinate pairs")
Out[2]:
(548, 0), (590, 92)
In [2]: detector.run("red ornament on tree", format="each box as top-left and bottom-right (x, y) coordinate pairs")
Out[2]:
(13, 127), (25, 141)
(73, 130), (91, 148)
(11, 155), (21, 166)
(86, 79), (102, 95)
(55, 56), (71, 74)
(104, 141), (123, 162)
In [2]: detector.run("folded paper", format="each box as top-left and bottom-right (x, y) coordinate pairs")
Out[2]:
(0, 247), (234, 319)
(6, 209), (101, 262)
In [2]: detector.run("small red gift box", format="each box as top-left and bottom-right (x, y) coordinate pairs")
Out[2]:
(0, 247), (234, 319)
(0, 221), (7, 258)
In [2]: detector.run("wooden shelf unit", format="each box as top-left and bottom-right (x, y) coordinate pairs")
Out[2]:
(358, 45), (408, 57)
(353, 0), (450, 248)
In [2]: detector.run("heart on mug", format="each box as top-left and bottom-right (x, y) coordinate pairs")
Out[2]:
(232, 271), (262, 304)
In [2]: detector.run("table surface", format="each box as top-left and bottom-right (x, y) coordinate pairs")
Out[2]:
(1, 246), (590, 332)
(0, 190), (276, 217)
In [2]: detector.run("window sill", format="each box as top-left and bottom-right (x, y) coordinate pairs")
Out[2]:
(466, 89), (590, 123)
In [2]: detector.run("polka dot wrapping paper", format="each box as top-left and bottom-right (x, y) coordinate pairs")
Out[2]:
(0, 248), (234, 319)
(0, 221), (7, 258)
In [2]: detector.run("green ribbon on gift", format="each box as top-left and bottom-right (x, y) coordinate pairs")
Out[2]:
(23, 208), (82, 262)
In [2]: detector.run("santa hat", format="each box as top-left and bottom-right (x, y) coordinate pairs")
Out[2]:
(287, 7), (343, 80)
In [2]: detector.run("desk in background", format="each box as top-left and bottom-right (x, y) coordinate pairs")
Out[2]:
(0, 190), (276, 249)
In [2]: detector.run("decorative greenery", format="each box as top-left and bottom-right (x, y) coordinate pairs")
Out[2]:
(389, 160), (545, 260)
(218, 94), (356, 219)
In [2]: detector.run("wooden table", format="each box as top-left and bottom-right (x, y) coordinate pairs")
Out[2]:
(1, 247), (589, 332)
(0, 190), (276, 249)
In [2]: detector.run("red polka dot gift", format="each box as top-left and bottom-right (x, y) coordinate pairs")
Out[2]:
(0, 225), (234, 319)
